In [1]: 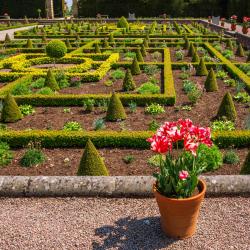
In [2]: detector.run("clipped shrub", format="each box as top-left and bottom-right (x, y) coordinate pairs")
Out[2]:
(36, 87), (54, 95)
(184, 37), (190, 50)
(1, 93), (22, 123)
(111, 69), (125, 80)
(143, 38), (149, 48)
(217, 92), (237, 121)
(65, 38), (72, 48)
(77, 139), (109, 176)
(226, 39), (233, 50)
(45, 40), (67, 59)
(196, 58), (208, 76)
(140, 44), (147, 57)
(4, 33), (11, 43)
(94, 43), (101, 53)
(191, 51), (200, 63)
(187, 43), (195, 56)
(63, 121), (83, 131)
(44, 69), (59, 91)
(240, 151), (250, 174)
(236, 43), (245, 57)
(131, 57), (141, 75)
(137, 82), (160, 94)
(117, 16), (129, 29)
(247, 53), (250, 63)
(204, 68), (218, 92)
(106, 93), (127, 121)
(26, 39), (33, 48)
(136, 48), (144, 62)
(103, 39), (109, 48)
(108, 33), (114, 43)
(123, 69), (136, 91)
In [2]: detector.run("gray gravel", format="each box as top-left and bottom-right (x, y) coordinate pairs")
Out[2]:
(0, 197), (249, 250)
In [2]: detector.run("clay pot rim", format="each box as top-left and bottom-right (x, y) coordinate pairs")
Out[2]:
(153, 179), (206, 202)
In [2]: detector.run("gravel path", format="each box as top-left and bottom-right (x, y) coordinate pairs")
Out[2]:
(0, 25), (40, 40)
(0, 197), (249, 250)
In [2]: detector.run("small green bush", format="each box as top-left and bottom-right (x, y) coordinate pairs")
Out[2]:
(236, 43), (245, 57)
(187, 88), (202, 104)
(175, 50), (184, 61)
(12, 84), (32, 95)
(30, 78), (45, 89)
(145, 103), (165, 115)
(46, 40), (67, 59)
(20, 148), (45, 167)
(211, 120), (235, 131)
(63, 121), (83, 131)
(233, 92), (250, 104)
(204, 68), (218, 92)
(148, 120), (160, 131)
(19, 105), (35, 116)
(128, 101), (137, 113)
(0, 141), (13, 167)
(111, 69), (125, 80)
(83, 99), (95, 112)
(36, 87), (54, 95)
(122, 155), (135, 164)
(93, 118), (106, 131)
(223, 150), (239, 164)
(143, 65), (159, 76)
(137, 82), (160, 94)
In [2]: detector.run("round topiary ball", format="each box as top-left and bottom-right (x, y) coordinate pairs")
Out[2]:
(45, 40), (67, 59)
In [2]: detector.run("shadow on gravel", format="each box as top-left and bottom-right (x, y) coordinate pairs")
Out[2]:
(92, 216), (179, 250)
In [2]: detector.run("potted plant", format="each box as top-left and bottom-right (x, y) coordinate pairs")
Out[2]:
(208, 16), (212, 23)
(242, 16), (249, 34)
(230, 15), (237, 31)
(147, 119), (212, 238)
(220, 18), (225, 27)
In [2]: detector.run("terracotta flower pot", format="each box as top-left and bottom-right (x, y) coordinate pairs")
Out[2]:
(153, 179), (206, 239)
(221, 22), (224, 27)
(242, 26), (248, 34)
(231, 23), (237, 31)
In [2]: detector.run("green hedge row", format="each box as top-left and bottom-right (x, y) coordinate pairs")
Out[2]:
(0, 130), (248, 149)
(204, 42), (250, 92)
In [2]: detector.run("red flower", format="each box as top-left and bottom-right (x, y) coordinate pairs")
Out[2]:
(231, 15), (237, 20)
(147, 135), (172, 154)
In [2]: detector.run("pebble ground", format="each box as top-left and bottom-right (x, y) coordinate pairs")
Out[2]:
(0, 197), (249, 250)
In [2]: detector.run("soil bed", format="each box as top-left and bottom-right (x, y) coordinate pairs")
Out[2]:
(0, 148), (247, 176)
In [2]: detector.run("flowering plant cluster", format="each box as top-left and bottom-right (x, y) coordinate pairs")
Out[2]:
(148, 119), (212, 198)
(230, 15), (237, 24)
(242, 16), (250, 29)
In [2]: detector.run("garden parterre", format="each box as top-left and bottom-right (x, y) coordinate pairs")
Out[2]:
(0, 19), (249, 176)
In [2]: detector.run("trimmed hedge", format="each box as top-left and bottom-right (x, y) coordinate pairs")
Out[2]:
(0, 130), (249, 149)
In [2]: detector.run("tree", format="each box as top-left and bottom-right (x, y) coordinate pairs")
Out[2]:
(46, 40), (67, 66)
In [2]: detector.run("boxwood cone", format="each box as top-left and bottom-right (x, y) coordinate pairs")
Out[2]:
(187, 43), (195, 57)
(217, 92), (237, 121)
(123, 69), (136, 91)
(192, 51), (200, 63)
(131, 57), (141, 75)
(204, 68), (218, 92)
(196, 58), (208, 76)
(77, 139), (109, 176)
(1, 93), (22, 123)
(44, 69), (60, 91)
(26, 39), (33, 48)
(106, 93), (127, 121)
(240, 150), (250, 174)
(94, 43), (101, 53)
(136, 48), (144, 62)
(236, 43), (245, 57)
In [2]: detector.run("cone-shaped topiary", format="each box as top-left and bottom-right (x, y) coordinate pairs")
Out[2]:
(143, 38), (149, 48)
(77, 139), (109, 176)
(44, 69), (59, 91)
(191, 51), (200, 63)
(1, 93), (22, 123)
(187, 43), (195, 57)
(103, 39), (109, 48)
(204, 68), (218, 92)
(4, 33), (11, 43)
(236, 43), (245, 57)
(140, 44), (147, 57)
(65, 38), (72, 48)
(108, 33), (114, 43)
(226, 39), (233, 50)
(217, 92), (237, 121)
(94, 43), (101, 53)
(184, 36), (190, 49)
(196, 58), (208, 76)
(117, 16), (129, 29)
(240, 150), (250, 175)
(123, 69), (136, 91)
(131, 57), (141, 75)
(136, 48), (144, 62)
(106, 93), (127, 121)
(26, 39), (33, 48)
(42, 35), (47, 43)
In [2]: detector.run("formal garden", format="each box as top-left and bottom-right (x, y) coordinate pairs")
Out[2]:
(0, 11), (249, 244)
